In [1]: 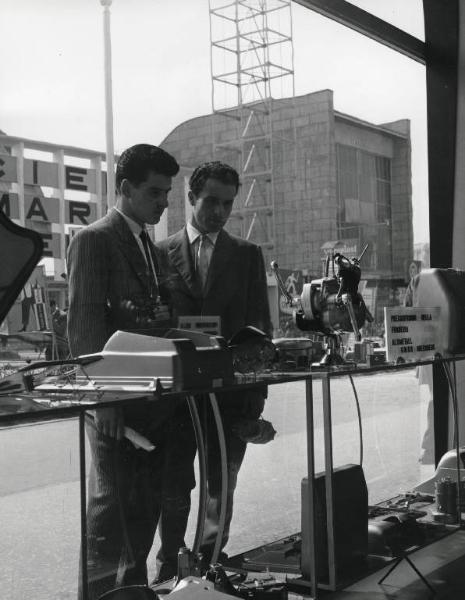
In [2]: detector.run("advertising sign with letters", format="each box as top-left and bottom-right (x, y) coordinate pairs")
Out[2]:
(0, 149), (105, 268)
(0, 153), (107, 194)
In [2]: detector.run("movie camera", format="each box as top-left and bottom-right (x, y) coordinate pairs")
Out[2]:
(271, 245), (373, 364)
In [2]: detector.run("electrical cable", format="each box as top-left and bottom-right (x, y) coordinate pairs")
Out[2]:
(209, 392), (228, 565)
(442, 361), (461, 520)
(348, 374), (363, 466)
(186, 395), (208, 555)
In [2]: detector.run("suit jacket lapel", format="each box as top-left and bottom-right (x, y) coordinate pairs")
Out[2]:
(168, 228), (201, 296)
(108, 209), (151, 292)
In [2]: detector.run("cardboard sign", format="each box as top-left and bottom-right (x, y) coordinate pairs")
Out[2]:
(178, 315), (221, 336)
(384, 306), (442, 362)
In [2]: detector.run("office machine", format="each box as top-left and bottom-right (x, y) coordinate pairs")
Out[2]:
(75, 328), (235, 393)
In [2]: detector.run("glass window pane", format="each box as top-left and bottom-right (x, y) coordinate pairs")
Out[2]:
(292, 4), (429, 295)
(231, 370), (435, 568)
(0, 0), (435, 592)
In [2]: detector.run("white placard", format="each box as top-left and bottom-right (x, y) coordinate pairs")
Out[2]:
(177, 315), (221, 336)
(384, 306), (442, 362)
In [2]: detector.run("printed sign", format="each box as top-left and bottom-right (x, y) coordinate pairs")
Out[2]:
(384, 306), (442, 362)
(178, 315), (221, 337)
(0, 153), (107, 194)
(32, 282), (49, 331)
(1, 193), (98, 226)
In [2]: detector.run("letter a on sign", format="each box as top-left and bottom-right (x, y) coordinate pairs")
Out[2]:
(26, 197), (48, 221)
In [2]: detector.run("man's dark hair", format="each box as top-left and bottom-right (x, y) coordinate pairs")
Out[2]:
(189, 161), (240, 196)
(116, 144), (180, 193)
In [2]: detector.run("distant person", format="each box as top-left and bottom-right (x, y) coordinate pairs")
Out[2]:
(156, 161), (273, 574)
(404, 274), (434, 464)
(19, 286), (35, 331)
(46, 299), (68, 360)
(67, 144), (191, 599)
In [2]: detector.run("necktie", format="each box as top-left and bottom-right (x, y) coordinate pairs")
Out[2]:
(139, 229), (158, 297)
(197, 233), (212, 290)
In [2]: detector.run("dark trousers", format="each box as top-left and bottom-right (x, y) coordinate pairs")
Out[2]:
(155, 424), (246, 574)
(80, 415), (195, 600)
(156, 388), (264, 576)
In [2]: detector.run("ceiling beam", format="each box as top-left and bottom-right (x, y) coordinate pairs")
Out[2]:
(292, 0), (426, 64)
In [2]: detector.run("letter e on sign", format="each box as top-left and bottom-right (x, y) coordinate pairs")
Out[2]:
(66, 166), (88, 191)
(40, 233), (53, 257)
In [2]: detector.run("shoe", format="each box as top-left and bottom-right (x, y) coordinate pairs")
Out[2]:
(199, 551), (230, 575)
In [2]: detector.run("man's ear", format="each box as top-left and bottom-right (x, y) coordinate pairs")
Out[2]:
(187, 190), (196, 207)
(120, 179), (132, 199)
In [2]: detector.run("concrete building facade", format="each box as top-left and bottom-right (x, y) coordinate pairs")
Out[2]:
(160, 90), (413, 329)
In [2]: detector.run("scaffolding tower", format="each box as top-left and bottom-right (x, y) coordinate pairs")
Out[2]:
(209, 0), (295, 250)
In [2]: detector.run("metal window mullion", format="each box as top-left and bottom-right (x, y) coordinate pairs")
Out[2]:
(292, 0), (426, 64)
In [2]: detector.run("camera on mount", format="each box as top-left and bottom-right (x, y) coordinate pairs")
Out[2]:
(271, 245), (373, 365)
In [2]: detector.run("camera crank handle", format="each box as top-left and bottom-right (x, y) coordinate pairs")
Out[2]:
(342, 294), (362, 341)
(270, 261), (300, 308)
(354, 243), (369, 266)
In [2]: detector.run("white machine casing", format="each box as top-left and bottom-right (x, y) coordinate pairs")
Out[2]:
(411, 268), (465, 354)
(76, 329), (234, 392)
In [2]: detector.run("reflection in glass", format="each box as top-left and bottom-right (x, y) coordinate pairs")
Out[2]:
(228, 370), (434, 563)
(0, 419), (81, 600)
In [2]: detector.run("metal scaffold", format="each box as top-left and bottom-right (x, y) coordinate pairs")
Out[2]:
(209, 0), (295, 250)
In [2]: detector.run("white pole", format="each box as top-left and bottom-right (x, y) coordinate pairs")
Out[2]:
(101, 0), (115, 209)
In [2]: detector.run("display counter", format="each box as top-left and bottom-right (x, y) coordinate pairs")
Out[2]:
(0, 354), (464, 599)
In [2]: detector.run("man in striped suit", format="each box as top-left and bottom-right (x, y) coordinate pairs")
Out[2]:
(67, 144), (194, 598)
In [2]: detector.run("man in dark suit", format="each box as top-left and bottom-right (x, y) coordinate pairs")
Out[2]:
(67, 144), (194, 598)
(156, 161), (272, 570)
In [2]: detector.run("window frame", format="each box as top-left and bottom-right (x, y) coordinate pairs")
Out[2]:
(292, 0), (460, 465)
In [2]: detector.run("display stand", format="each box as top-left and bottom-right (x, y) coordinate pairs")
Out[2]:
(1, 355), (464, 599)
(378, 552), (435, 595)
(224, 356), (465, 599)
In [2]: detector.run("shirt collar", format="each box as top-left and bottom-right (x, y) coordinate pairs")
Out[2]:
(116, 207), (144, 236)
(186, 221), (219, 246)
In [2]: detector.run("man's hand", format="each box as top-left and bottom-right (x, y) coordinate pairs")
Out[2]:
(93, 407), (125, 440)
(152, 302), (171, 323)
(231, 417), (276, 444)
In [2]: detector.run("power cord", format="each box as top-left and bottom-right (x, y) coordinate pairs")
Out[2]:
(348, 374), (363, 466)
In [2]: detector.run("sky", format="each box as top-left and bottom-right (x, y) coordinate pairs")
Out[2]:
(0, 0), (428, 241)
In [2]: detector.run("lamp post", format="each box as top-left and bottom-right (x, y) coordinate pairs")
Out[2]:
(100, 0), (115, 209)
